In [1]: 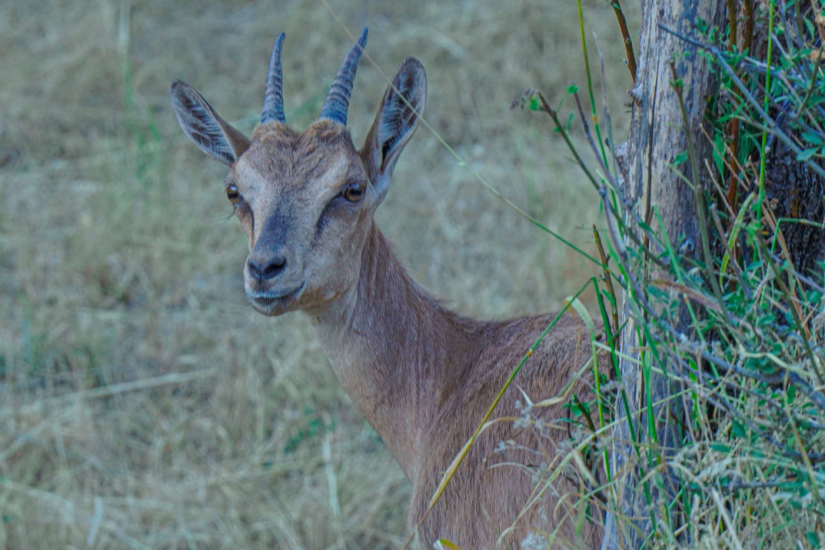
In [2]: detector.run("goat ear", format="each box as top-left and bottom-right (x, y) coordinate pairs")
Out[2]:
(361, 57), (426, 202)
(169, 80), (250, 166)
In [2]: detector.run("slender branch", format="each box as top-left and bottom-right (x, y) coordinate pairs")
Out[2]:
(743, 0), (755, 54)
(726, 0), (737, 51)
(611, 0), (638, 82)
(594, 225), (621, 334)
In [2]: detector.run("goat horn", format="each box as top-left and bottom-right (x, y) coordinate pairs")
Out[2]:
(261, 32), (286, 124)
(319, 28), (368, 126)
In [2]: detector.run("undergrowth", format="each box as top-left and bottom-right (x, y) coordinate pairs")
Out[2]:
(495, 0), (825, 547)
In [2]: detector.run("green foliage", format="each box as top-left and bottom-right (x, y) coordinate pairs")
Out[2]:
(512, 0), (825, 547)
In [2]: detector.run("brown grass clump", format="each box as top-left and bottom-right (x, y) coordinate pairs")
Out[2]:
(0, 0), (635, 547)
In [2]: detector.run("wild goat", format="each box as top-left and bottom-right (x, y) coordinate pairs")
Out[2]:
(170, 29), (605, 549)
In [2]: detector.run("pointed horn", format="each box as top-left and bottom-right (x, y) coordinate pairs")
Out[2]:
(319, 28), (368, 126)
(261, 33), (286, 124)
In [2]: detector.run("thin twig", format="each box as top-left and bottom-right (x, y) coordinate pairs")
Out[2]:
(611, 0), (637, 82)
(594, 225), (620, 334)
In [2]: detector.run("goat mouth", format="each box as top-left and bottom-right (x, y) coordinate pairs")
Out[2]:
(247, 283), (305, 314)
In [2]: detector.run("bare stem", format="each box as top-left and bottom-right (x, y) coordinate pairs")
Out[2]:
(611, 0), (638, 82)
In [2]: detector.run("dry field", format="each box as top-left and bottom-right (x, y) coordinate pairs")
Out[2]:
(0, 0), (637, 547)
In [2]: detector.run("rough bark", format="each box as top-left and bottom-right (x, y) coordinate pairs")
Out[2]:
(763, 120), (825, 276)
(743, 0), (825, 277)
(714, 126), (825, 277)
(601, 0), (726, 547)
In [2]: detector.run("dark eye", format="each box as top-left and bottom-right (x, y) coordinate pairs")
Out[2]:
(226, 184), (241, 204)
(342, 182), (364, 203)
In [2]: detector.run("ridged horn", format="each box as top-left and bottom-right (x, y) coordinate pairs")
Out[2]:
(261, 33), (286, 124)
(319, 28), (368, 126)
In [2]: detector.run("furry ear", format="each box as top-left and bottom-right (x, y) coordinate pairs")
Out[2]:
(169, 80), (250, 166)
(361, 57), (426, 202)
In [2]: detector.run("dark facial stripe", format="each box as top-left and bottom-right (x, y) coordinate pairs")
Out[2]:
(256, 203), (295, 252)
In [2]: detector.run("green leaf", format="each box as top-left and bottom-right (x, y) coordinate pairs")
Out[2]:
(566, 112), (575, 132)
(805, 18), (816, 38)
(807, 532), (820, 547)
(721, 192), (753, 279)
(434, 539), (462, 549)
(713, 133), (726, 175)
(567, 84), (579, 95)
(565, 296), (595, 332)
(710, 443), (730, 453)
(529, 95), (542, 112)
(801, 131), (824, 145)
(673, 151), (688, 166)
(731, 419), (748, 440)
(796, 147), (818, 161)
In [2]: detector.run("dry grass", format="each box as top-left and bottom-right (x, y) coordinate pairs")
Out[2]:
(0, 0), (636, 547)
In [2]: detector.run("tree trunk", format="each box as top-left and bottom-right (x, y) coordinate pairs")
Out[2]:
(763, 118), (825, 275)
(742, 0), (825, 276)
(601, 0), (726, 547)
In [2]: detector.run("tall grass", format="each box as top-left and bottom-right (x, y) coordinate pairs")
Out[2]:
(492, 0), (825, 547)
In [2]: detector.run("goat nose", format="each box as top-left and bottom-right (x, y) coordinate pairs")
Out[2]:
(248, 256), (287, 281)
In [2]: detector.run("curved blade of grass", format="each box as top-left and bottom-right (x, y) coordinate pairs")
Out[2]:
(566, 295), (596, 333)
(720, 192), (754, 282)
(426, 280), (592, 510)
(575, 0), (608, 165)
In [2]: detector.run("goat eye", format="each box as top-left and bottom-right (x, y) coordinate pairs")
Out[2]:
(342, 182), (364, 203)
(226, 184), (241, 203)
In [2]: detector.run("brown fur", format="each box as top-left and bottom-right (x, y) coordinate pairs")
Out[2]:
(314, 226), (605, 549)
(170, 53), (605, 549)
